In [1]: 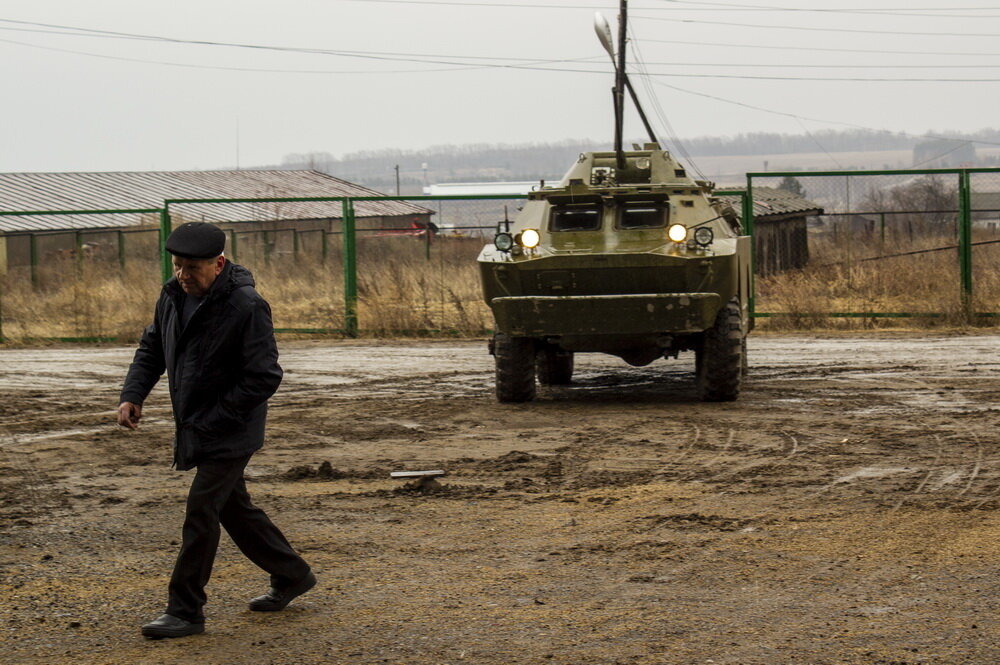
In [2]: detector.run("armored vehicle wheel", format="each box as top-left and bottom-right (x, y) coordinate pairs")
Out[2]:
(537, 348), (574, 385)
(696, 297), (744, 402)
(494, 334), (536, 402)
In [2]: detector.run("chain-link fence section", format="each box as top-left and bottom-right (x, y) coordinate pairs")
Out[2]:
(2, 176), (996, 343)
(747, 171), (968, 322)
(0, 212), (162, 341)
(159, 195), (523, 337)
(968, 171), (1000, 316)
(352, 197), (523, 334)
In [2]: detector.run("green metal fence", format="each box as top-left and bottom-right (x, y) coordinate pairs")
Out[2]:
(1, 172), (997, 344)
(0, 208), (163, 343)
(745, 167), (1000, 322)
(160, 195), (524, 338)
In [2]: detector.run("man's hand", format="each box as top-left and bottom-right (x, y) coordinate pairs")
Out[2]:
(118, 402), (142, 430)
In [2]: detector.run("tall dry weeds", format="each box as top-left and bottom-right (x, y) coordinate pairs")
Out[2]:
(0, 237), (492, 342)
(1, 234), (996, 342)
(756, 226), (999, 331)
(1, 260), (161, 341)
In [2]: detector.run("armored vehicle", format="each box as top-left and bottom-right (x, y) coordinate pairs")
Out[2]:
(477, 1), (751, 403)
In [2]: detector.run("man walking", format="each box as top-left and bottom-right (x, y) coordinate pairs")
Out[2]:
(118, 222), (315, 639)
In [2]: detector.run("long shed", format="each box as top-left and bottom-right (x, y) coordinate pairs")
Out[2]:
(0, 170), (433, 273)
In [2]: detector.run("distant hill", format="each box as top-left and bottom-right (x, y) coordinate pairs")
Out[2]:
(264, 128), (1000, 193)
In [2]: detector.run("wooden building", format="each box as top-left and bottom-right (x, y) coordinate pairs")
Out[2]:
(717, 187), (824, 275)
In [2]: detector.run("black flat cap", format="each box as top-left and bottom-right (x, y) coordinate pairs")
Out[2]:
(165, 222), (226, 259)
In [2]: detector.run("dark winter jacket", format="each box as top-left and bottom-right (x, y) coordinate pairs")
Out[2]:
(119, 261), (283, 470)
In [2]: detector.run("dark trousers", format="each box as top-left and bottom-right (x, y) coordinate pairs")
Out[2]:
(166, 455), (311, 623)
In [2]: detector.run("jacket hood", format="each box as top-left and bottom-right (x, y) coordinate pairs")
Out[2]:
(165, 260), (255, 298)
(221, 262), (255, 293)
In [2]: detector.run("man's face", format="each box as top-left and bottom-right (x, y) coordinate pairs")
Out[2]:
(173, 255), (225, 296)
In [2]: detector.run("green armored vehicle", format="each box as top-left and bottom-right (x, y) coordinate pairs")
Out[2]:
(478, 1), (751, 403)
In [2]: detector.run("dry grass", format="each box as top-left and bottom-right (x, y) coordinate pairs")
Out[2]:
(0, 238), (493, 342)
(0, 234), (996, 342)
(756, 228), (1000, 331)
(0, 260), (161, 341)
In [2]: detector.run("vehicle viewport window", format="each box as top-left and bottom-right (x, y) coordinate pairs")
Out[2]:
(618, 204), (668, 229)
(550, 205), (603, 232)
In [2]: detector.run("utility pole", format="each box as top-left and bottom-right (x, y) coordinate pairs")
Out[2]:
(395, 164), (401, 195)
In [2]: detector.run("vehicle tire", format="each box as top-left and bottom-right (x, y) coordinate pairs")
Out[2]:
(696, 297), (744, 402)
(494, 334), (536, 402)
(537, 348), (574, 385)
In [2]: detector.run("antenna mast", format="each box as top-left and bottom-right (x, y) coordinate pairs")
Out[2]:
(613, 0), (628, 169)
(596, 1), (659, 168)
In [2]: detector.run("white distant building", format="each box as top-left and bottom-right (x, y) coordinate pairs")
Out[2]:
(422, 182), (541, 196)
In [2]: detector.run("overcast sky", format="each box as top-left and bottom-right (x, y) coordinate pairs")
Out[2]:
(2, 0), (1000, 172)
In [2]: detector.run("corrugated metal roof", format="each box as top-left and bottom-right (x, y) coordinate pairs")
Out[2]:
(716, 187), (824, 219)
(0, 170), (432, 233)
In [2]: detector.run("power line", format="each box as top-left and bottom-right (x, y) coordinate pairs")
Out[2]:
(8, 17), (1000, 81)
(334, 0), (616, 8)
(313, 0), (1000, 17)
(13, 22), (1000, 69)
(912, 140), (974, 168)
(628, 23), (706, 178)
(0, 37), (479, 74)
(795, 117), (843, 169)
(8, 31), (1000, 81)
(646, 74), (1000, 81)
(606, 62), (1000, 69)
(304, 0), (1000, 16)
(0, 19), (605, 66)
(642, 37), (1000, 58)
(633, 14), (1000, 38)
(10, 16), (1000, 76)
(653, 0), (1000, 19)
(645, 77), (1000, 148)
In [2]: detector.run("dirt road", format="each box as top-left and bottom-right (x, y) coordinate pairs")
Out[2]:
(1, 334), (998, 664)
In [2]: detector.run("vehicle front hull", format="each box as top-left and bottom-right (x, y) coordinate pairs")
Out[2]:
(490, 292), (722, 337)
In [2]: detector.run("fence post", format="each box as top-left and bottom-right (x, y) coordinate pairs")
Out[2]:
(117, 231), (126, 271)
(322, 230), (329, 263)
(743, 178), (756, 318)
(0, 279), (4, 343)
(342, 199), (358, 337)
(30, 234), (39, 289)
(958, 170), (973, 321)
(229, 230), (238, 263)
(74, 230), (83, 276)
(293, 229), (299, 258)
(263, 231), (271, 266)
(159, 208), (172, 283)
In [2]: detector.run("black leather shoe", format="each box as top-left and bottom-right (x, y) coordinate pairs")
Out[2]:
(249, 571), (317, 612)
(141, 614), (204, 639)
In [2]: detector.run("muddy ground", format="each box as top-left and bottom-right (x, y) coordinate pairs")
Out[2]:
(0, 334), (998, 665)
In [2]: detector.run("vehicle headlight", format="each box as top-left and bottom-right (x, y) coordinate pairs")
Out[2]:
(667, 223), (687, 243)
(518, 228), (541, 249)
(694, 227), (714, 247)
(494, 232), (514, 252)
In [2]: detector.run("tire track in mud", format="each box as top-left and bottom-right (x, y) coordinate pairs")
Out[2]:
(890, 435), (945, 514)
(1, 336), (1000, 664)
